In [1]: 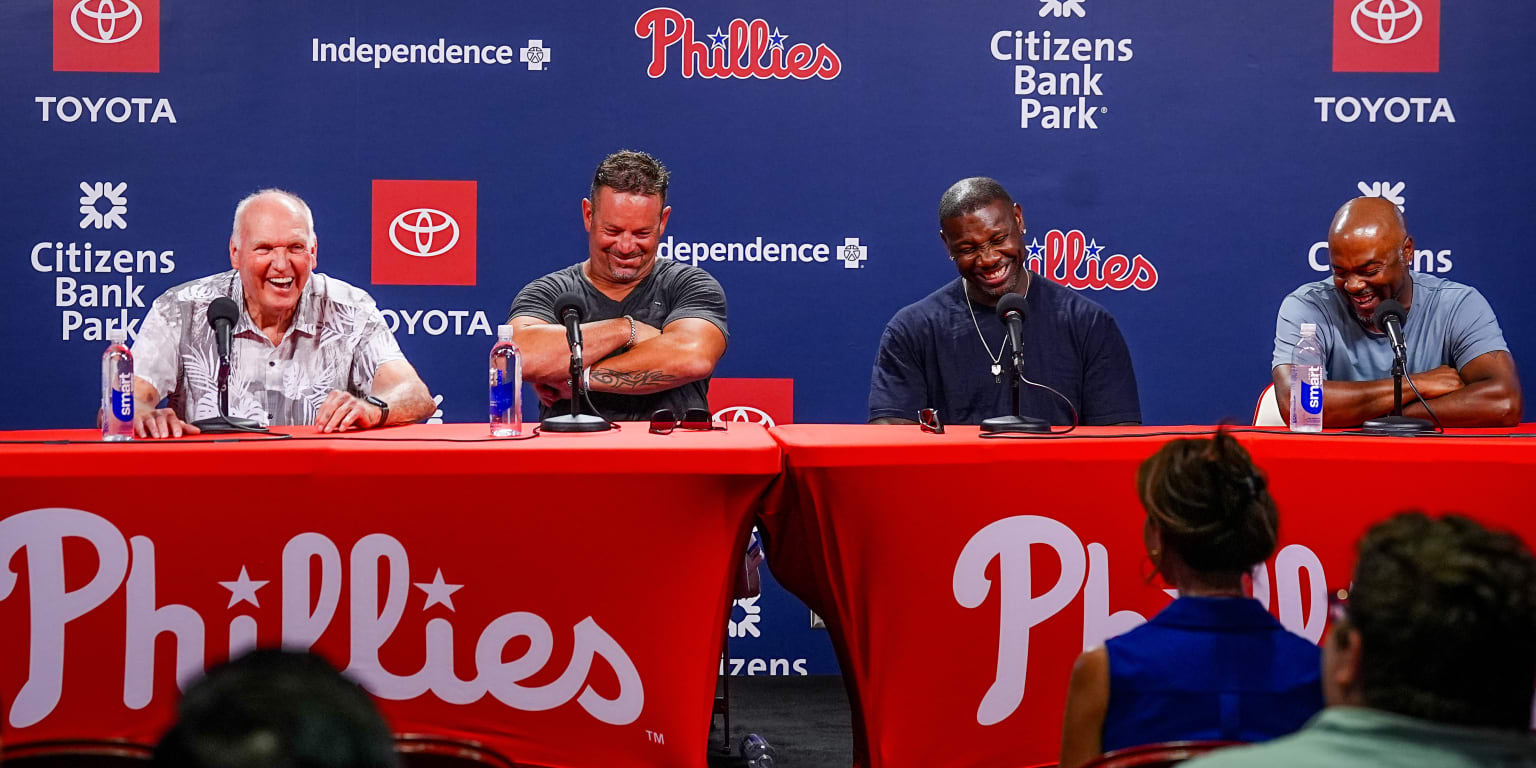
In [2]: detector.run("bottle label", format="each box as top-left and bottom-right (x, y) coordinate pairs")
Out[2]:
(489, 368), (513, 412)
(111, 371), (134, 421)
(1300, 367), (1324, 416)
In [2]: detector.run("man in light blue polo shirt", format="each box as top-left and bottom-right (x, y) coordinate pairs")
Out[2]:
(1270, 197), (1521, 427)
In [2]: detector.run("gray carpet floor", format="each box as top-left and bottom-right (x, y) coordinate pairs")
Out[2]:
(705, 675), (852, 767)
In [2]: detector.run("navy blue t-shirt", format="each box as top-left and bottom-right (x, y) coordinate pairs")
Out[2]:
(868, 276), (1140, 425)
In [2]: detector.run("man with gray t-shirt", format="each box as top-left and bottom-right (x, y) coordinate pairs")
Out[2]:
(509, 150), (728, 422)
(1271, 197), (1521, 427)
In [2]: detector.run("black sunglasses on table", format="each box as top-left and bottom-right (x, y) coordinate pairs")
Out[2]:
(649, 408), (726, 434)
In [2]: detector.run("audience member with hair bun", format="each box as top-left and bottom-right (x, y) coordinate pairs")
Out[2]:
(1058, 430), (1323, 768)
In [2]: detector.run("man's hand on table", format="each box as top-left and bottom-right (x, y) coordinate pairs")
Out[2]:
(315, 390), (384, 432)
(134, 406), (201, 439)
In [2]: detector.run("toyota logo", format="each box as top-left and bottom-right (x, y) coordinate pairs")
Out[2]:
(389, 208), (460, 258)
(713, 406), (775, 427)
(1351, 0), (1422, 45)
(71, 0), (142, 44)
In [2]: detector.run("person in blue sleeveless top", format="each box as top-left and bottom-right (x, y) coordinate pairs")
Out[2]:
(1058, 431), (1324, 768)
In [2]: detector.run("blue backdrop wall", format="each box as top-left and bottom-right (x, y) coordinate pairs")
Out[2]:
(3, 0), (1531, 674)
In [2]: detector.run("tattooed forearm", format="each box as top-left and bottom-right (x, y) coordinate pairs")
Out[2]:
(590, 368), (679, 390)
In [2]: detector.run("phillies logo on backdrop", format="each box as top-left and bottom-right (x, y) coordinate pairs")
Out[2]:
(1333, 0), (1440, 73)
(371, 180), (478, 286)
(707, 378), (794, 427)
(635, 8), (842, 80)
(1025, 230), (1159, 291)
(0, 508), (644, 729)
(54, 0), (159, 72)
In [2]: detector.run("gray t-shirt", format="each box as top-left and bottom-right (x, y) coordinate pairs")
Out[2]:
(509, 259), (729, 422)
(1271, 272), (1508, 380)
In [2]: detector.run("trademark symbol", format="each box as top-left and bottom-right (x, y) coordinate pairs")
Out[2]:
(645, 729), (666, 745)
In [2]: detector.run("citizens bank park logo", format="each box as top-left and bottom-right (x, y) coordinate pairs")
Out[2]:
(371, 180), (478, 286)
(990, 1), (1137, 131)
(635, 8), (841, 80)
(1028, 230), (1158, 291)
(54, 0), (160, 72)
(32, 181), (177, 342)
(1305, 181), (1452, 274)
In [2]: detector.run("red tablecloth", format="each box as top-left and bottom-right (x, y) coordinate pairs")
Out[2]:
(758, 425), (1536, 768)
(0, 423), (782, 768)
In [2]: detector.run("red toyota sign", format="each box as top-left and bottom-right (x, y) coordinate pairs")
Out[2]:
(54, 0), (160, 73)
(371, 180), (478, 286)
(1333, 0), (1440, 73)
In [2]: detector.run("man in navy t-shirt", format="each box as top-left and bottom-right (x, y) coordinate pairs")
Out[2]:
(869, 177), (1140, 426)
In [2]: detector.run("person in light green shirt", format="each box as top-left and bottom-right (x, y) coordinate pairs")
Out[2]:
(1188, 513), (1536, 768)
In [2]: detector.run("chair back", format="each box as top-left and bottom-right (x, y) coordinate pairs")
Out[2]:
(1253, 384), (1284, 426)
(1082, 740), (1244, 768)
(394, 734), (520, 768)
(0, 739), (154, 768)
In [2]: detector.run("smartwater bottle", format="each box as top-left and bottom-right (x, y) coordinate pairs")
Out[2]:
(489, 324), (522, 437)
(1289, 322), (1325, 433)
(101, 326), (134, 441)
(740, 734), (777, 768)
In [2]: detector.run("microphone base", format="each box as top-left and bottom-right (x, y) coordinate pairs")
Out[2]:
(192, 416), (269, 434)
(1360, 415), (1435, 436)
(541, 413), (612, 433)
(980, 414), (1052, 434)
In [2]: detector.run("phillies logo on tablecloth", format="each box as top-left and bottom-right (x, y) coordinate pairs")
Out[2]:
(0, 508), (644, 729)
(1333, 0), (1439, 72)
(371, 180), (478, 286)
(54, 0), (160, 72)
(708, 378), (793, 427)
(1025, 230), (1159, 291)
(953, 515), (1329, 726)
(635, 9), (841, 80)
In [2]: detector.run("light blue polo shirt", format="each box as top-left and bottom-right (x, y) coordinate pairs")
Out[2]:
(1271, 272), (1508, 379)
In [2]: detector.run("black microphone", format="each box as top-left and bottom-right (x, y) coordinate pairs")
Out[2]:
(554, 291), (585, 349)
(208, 297), (239, 360)
(1373, 299), (1407, 357)
(996, 292), (1028, 359)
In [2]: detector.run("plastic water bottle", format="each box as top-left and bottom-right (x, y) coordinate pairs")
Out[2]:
(741, 734), (776, 768)
(1289, 322), (1325, 433)
(101, 326), (134, 441)
(489, 324), (522, 437)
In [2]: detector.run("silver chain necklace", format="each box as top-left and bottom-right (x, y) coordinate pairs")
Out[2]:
(962, 282), (1008, 383)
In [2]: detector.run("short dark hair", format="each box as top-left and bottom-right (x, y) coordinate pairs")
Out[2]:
(1347, 512), (1536, 729)
(153, 649), (399, 768)
(1137, 429), (1278, 574)
(938, 177), (1014, 226)
(591, 149), (670, 208)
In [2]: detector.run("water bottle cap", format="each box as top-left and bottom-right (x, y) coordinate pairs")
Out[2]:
(1300, 323), (1318, 335)
(106, 326), (127, 342)
(497, 324), (515, 341)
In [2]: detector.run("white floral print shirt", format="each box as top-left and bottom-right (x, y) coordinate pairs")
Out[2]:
(132, 270), (405, 426)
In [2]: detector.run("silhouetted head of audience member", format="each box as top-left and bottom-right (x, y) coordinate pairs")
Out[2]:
(154, 649), (398, 768)
(1326, 512), (1536, 730)
(1137, 429), (1278, 592)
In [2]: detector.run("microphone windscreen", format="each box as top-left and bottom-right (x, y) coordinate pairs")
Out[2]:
(996, 292), (1029, 320)
(1373, 298), (1406, 328)
(554, 291), (586, 322)
(208, 297), (240, 328)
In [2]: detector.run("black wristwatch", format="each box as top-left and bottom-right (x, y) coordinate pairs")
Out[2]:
(364, 395), (389, 427)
